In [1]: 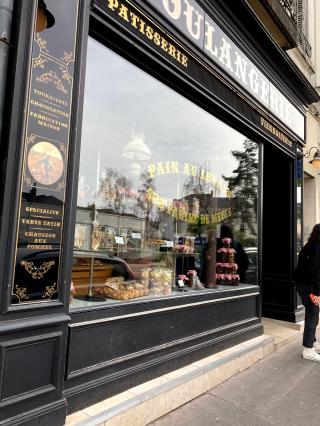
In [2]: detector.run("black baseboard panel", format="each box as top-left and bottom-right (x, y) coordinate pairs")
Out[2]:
(262, 305), (305, 323)
(65, 322), (263, 414)
(1, 399), (67, 426)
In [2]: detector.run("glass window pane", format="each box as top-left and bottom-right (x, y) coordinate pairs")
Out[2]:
(70, 37), (259, 309)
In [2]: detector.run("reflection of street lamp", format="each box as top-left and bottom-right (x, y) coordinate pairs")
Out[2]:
(92, 219), (99, 229)
(36, 0), (55, 33)
(298, 146), (320, 168)
(91, 204), (99, 250)
(85, 205), (104, 301)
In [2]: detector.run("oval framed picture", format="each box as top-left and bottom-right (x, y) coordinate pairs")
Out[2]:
(27, 141), (64, 186)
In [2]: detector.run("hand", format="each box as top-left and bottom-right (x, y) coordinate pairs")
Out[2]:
(315, 296), (320, 306)
(310, 294), (320, 305)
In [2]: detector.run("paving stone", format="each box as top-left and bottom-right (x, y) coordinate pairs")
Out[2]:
(151, 333), (320, 426)
(149, 394), (272, 426)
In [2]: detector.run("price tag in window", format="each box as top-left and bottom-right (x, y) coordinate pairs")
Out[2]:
(115, 236), (124, 244)
(166, 241), (174, 247)
(177, 280), (185, 287)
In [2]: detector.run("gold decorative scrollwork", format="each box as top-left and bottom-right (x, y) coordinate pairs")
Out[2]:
(33, 55), (47, 69)
(35, 33), (49, 54)
(58, 143), (67, 154)
(26, 134), (37, 145)
(60, 66), (72, 85)
(36, 71), (68, 94)
(15, 285), (29, 301)
(57, 182), (65, 190)
(20, 260), (55, 279)
(24, 176), (33, 186)
(61, 51), (74, 64)
(42, 282), (57, 299)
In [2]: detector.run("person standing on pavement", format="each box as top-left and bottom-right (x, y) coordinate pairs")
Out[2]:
(295, 223), (320, 361)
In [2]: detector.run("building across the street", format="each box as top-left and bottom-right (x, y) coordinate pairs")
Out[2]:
(0, 1), (319, 424)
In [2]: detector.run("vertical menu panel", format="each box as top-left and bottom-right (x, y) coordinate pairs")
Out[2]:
(11, 0), (79, 304)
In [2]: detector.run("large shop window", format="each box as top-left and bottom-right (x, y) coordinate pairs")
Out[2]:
(70, 37), (259, 309)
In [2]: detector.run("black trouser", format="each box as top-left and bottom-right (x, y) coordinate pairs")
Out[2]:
(297, 285), (319, 348)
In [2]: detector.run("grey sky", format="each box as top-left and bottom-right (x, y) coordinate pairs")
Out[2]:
(79, 37), (257, 206)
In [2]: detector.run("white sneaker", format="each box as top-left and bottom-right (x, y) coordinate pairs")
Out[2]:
(303, 347), (320, 362)
(313, 342), (320, 353)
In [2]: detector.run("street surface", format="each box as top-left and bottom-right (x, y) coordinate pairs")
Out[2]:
(150, 334), (320, 426)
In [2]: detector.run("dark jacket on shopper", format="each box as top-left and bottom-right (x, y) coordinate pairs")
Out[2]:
(295, 241), (320, 295)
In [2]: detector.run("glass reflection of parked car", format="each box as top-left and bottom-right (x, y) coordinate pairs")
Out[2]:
(244, 247), (258, 285)
(72, 250), (134, 298)
(13, 249), (134, 302)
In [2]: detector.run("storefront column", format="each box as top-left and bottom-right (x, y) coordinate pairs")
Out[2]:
(0, 1), (89, 424)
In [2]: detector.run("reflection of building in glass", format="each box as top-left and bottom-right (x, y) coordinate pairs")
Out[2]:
(158, 192), (235, 239)
(75, 206), (145, 253)
(122, 128), (151, 177)
(122, 131), (151, 161)
(77, 175), (90, 203)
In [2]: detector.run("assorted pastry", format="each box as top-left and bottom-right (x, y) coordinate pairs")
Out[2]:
(217, 247), (235, 263)
(95, 276), (148, 300)
(93, 234), (242, 300)
(216, 238), (239, 286)
(216, 273), (240, 286)
(95, 267), (173, 300)
(144, 267), (172, 296)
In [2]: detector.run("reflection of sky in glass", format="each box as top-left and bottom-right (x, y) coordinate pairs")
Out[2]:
(79, 37), (251, 206)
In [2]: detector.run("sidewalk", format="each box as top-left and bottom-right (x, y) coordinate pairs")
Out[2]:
(66, 319), (303, 426)
(151, 333), (315, 426)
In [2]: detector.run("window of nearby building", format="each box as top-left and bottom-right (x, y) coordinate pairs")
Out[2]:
(296, 0), (311, 57)
(70, 37), (259, 309)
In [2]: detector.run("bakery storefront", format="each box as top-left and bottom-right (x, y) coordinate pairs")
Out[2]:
(0, 0), (318, 424)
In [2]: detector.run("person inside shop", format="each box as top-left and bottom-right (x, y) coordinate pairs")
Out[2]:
(295, 223), (320, 362)
(218, 223), (248, 282)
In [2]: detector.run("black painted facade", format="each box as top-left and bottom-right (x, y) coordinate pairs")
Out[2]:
(0, 1), (318, 424)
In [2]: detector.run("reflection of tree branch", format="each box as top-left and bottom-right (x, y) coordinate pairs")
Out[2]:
(98, 168), (132, 214)
(182, 165), (211, 244)
(223, 139), (258, 242)
(136, 171), (160, 241)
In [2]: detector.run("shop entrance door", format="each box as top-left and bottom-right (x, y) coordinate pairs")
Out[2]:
(261, 143), (303, 322)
